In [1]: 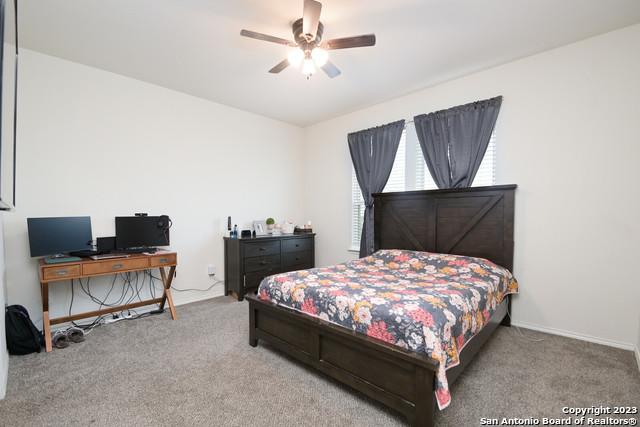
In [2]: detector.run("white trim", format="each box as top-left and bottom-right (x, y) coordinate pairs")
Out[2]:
(0, 348), (7, 400)
(348, 247), (359, 253)
(173, 288), (225, 307)
(511, 320), (634, 351)
(635, 345), (640, 373)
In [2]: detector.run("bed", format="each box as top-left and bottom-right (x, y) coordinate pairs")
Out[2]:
(246, 184), (517, 427)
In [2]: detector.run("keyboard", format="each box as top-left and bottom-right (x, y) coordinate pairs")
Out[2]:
(120, 247), (157, 254)
(89, 253), (130, 260)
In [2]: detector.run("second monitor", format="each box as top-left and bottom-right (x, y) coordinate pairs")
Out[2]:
(115, 215), (171, 250)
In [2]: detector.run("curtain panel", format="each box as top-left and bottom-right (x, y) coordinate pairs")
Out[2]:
(414, 96), (502, 188)
(348, 120), (405, 258)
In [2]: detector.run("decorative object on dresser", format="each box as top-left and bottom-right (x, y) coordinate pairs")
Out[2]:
(265, 217), (275, 231)
(281, 221), (295, 234)
(224, 233), (315, 301)
(252, 220), (268, 236)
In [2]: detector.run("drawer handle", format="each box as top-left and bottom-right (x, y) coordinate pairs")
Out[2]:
(112, 263), (124, 270)
(159, 258), (168, 263)
(259, 247), (266, 251)
(56, 270), (68, 276)
(295, 244), (300, 248)
(260, 261), (267, 265)
(295, 257), (300, 261)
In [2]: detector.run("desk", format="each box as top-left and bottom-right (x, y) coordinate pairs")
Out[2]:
(38, 251), (178, 352)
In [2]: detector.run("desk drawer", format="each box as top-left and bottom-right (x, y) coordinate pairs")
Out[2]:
(82, 257), (150, 276)
(282, 238), (312, 253)
(42, 264), (81, 281)
(150, 253), (177, 267)
(243, 241), (280, 257)
(244, 255), (280, 274)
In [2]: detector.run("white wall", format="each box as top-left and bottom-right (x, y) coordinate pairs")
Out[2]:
(0, 215), (8, 399)
(303, 24), (640, 349)
(4, 49), (304, 324)
(636, 314), (640, 370)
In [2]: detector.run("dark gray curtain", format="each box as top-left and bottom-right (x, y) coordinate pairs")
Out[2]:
(414, 96), (502, 188)
(349, 120), (405, 258)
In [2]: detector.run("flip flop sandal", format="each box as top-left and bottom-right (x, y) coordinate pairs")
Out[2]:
(66, 327), (85, 343)
(52, 331), (70, 349)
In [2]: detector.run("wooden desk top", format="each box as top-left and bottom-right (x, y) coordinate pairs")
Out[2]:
(38, 251), (177, 283)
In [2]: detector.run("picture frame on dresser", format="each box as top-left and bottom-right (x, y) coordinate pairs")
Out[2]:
(252, 220), (267, 236)
(223, 233), (315, 301)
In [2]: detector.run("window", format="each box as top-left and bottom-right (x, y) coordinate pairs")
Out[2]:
(350, 127), (496, 250)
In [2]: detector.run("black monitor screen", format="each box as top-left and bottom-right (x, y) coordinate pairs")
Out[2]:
(27, 217), (92, 257)
(115, 216), (170, 249)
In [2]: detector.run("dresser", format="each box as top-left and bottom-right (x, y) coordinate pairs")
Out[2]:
(224, 233), (315, 301)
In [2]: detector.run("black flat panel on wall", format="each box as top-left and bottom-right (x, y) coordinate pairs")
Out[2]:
(0, 0), (18, 210)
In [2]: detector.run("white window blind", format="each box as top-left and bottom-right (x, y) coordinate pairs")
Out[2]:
(350, 129), (496, 250)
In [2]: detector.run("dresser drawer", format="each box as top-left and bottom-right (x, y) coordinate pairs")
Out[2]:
(243, 240), (280, 257)
(282, 238), (312, 253)
(42, 264), (81, 281)
(282, 251), (313, 269)
(244, 254), (280, 274)
(244, 272), (269, 291)
(150, 253), (177, 267)
(82, 257), (150, 276)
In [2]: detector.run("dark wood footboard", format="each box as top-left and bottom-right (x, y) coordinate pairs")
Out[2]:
(248, 293), (438, 426)
(248, 294), (510, 427)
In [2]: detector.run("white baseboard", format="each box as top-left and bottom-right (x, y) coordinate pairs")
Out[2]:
(173, 286), (225, 307)
(511, 320), (634, 351)
(635, 346), (640, 373)
(0, 349), (7, 400)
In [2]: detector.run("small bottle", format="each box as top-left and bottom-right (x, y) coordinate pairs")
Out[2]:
(233, 224), (238, 238)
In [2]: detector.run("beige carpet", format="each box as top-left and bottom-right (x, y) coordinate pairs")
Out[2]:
(1, 296), (638, 426)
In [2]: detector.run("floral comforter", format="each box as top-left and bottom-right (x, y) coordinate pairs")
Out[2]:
(258, 249), (519, 409)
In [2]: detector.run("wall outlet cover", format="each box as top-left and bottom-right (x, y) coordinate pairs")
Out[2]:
(207, 265), (216, 276)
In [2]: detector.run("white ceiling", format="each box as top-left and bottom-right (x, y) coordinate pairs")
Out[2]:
(20, 0), (640, 126)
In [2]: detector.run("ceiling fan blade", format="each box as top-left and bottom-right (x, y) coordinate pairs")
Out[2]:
(269, 59), (290, 74)
(240, 29), (296, 47)
(321, 60), (341, 78)
(324, 34), (376, 50)
(302, 0), (322, 40)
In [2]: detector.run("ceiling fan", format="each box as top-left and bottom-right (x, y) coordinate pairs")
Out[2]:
(240, 0), (376, 79)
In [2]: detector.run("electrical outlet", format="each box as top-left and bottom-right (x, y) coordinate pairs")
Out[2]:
(207, 264), (216, 276)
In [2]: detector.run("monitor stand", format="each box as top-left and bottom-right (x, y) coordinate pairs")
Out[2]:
(43, 254), (83, 264)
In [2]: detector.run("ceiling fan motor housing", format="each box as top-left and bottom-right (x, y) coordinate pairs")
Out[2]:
(292, 18), (324, 49)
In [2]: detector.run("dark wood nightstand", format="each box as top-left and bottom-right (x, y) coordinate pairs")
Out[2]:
(223, 233), (315, 301)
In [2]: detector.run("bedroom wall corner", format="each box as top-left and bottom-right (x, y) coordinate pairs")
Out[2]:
(0, 214), (8, 400)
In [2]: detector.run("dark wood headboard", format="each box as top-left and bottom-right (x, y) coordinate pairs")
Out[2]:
(373, 185), (516, 271)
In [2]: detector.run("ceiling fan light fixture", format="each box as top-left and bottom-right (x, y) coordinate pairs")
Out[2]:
(302, 58), (316, 76)
(311, 47), (328, 67)
(287, 48), (304, 67)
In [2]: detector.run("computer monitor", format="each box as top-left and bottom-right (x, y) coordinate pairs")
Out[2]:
(27, 217), (93, 257)
(115, 216), (170, 249)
